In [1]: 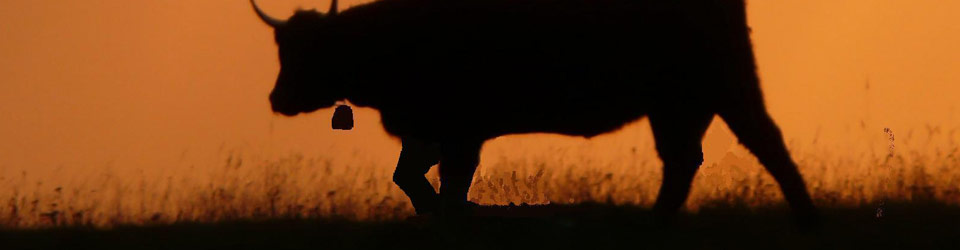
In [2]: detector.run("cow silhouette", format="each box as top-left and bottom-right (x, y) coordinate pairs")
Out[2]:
(251, 0), (819, 226)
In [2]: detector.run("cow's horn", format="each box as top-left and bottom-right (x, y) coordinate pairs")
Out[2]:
(250, 0), (286, 28)
(328, 0), (338, 16)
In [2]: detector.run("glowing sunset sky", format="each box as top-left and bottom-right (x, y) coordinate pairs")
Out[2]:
(1, 0), (958, 175)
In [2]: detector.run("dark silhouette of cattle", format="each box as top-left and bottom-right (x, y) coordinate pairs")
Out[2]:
(251, 0), (819, 226)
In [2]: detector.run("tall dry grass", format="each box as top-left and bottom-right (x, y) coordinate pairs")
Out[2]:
(2, 127), (959, 229)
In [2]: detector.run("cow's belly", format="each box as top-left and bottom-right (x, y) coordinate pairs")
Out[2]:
(378, 93), (648, 140)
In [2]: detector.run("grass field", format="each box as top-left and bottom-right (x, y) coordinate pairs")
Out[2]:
(1, 127), (959, 248)
(3, 142), (958, 227)
(2, 202), (959, 250)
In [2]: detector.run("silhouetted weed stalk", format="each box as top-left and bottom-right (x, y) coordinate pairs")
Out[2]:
(2, 127), (959, 229)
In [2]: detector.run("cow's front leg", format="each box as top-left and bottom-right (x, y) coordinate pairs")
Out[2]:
(393, 137), (441, 215)
(438, 139), (483, 215)
(649, 112), (713, 223)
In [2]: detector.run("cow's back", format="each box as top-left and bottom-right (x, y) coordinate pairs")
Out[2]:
(331, 0), (754, 139)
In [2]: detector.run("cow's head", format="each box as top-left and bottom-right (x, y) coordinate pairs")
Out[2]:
(252, 0), (342, 116)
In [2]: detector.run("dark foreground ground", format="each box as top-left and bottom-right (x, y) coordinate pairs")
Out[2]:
(2, 202), (959, 250)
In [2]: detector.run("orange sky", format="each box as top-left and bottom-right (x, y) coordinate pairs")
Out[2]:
(1, 0), (958, 176)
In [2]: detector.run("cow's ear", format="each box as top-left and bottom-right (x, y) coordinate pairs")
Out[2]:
(328, 0), (338, 16)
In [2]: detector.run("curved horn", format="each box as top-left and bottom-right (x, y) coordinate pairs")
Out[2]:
(328, 0), (338, 16)
(250, 0), (286, 28)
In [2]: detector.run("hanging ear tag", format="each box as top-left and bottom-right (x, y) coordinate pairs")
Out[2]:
(331, 104), (354, 130)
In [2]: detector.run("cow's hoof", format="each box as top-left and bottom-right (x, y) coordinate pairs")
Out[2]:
(405, 213), (439, 224)
(794, 210), (823, 234)
(413, 209), (439, 217)
(440, 201), (480, 217)
(413, 204), (440, 216)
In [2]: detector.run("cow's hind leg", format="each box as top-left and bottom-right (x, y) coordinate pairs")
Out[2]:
(650, 112), (714, 222)
(719, 104), (819, 229)
(393, 137), (441, 215)
(437, 139), (483, 215)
